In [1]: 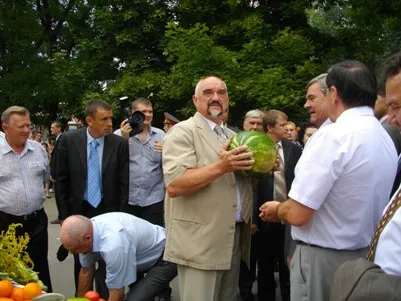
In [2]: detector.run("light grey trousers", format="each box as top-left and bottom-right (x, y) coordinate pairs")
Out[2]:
(177, 223), (242, 301)
(290, 244), (367, 301)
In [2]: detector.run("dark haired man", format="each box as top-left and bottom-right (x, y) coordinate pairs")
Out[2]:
(55, 99), (129, 297)
(259, 61), (397, 301)
(255, 110), (302, 301)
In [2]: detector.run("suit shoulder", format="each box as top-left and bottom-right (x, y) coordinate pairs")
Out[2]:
(108, 133), (128, 144)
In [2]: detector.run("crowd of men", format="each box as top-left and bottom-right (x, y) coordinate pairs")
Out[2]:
(1, 52), (401, 301)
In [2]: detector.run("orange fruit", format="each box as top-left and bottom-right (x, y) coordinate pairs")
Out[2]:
(23, 283), (41, 300)
(11, 288), (24, 301)
(0, 280), (13, 297)
(0, 298), (14, 301)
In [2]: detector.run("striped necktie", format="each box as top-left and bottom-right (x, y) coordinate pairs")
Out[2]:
(275, 143), (287, 202)
(367, 189), (401, 261)
(214, 125), (252, 223)
(87, 140), (101, 208)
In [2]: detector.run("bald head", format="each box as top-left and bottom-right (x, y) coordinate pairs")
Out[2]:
(60, 215), (93, 253)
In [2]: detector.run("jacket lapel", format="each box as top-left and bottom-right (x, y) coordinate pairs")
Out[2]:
(102, 135), (112, 175)
(194, 112), (224, 155)
(77, 128), (87, 172)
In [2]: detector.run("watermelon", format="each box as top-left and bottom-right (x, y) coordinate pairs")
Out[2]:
(229, 131), (277, 177)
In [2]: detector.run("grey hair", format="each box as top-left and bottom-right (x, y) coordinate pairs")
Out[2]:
(194, 76), (228, 96)
(245, 109), (264, 119)
(1, 106), (29, 124)
(306, 73), (328, 95)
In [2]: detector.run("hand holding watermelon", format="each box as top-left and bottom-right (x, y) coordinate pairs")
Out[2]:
(218, 140), (255, 173)
(228, 131), (277, 177)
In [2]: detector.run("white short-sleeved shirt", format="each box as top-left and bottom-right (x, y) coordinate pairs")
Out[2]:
(374, 185), (401, 275)
(289, 107), (397, 250)
(79, 212), (166, 289)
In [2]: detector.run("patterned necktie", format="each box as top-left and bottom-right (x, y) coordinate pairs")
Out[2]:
(275, 144), (287, 202)
(87, 140), (101, 208)
(215, 125), (252, 222)
(367, 189), (401, 261)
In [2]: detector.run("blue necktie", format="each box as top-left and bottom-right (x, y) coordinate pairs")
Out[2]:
(87, 140), (101, 208)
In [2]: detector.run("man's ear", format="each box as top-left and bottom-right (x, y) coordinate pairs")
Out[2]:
(86, 116), (92, 126)
(330, 86), (341, 105)
(267, 124), (274, 133)
(192, 95), (199, 108)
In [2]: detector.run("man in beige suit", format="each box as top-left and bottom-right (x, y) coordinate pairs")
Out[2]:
(162, 76), (254, 301)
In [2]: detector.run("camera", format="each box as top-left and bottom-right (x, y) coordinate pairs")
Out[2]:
(124, 107), (145, 136)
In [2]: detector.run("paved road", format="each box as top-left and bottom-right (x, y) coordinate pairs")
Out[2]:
(44, 195), (281, 301)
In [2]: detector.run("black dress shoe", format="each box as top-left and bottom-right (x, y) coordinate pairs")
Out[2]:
(50, 219), (60, 224)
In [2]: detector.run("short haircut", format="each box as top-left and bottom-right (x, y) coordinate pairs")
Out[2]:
(377, 79), (386, 97)
(245, 109), (264, 119)
(262, 110), (288, 132)
(326, 60), (377, 108)
(194, 76), (228, 96)
(306, 73), (328, 95)
(131, 97), (152, 111)
(85, 99), (112, 117)
(1, 106), (29, 124)
(286, 121), (296, 128)
(382, 52), (401, 82)
(51, 120), (64, 131)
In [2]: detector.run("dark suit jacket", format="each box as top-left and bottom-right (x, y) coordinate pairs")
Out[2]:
(55, 128), (129, 220)
(253, 139), (302, 258)
(50, 134), (62, 180)
(383, 123), (401, 196)
(254, 139), (302, 229)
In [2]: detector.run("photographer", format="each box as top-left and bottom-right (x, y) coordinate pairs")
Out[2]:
(114, 97), (170, 300)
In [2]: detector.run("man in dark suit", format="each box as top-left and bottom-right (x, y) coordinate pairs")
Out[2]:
(49, 120), (64, 224)
(255, 110), (302, 301)
(55, 99), (129, 298)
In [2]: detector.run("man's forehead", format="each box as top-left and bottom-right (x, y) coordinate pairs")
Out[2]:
(200, 77), (226, 90)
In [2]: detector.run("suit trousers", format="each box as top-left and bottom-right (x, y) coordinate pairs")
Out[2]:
(125, 255), (177, 301)
(258, 223), (290, 301)
(239, 232), (259, 298)
(177, 223), (242, 301)
(291, 244), (368, 301)
(0, 209), (53, 292)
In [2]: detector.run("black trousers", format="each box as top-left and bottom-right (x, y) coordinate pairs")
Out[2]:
(258, 223), (290, 301)
(239, 232), (259, 298)
(124, 201), (164, 227)
(0, 209), (53, 292)
(73, 201), (108, 298)
(126, 256), (177, 301)
(124, 201), (171, 299)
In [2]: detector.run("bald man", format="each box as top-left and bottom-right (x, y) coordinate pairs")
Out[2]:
(60, 213), (177, 301)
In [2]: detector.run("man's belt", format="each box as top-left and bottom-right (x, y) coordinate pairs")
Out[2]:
(1, 208), (44, 221)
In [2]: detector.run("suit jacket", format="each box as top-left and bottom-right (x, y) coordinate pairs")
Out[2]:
(50, 134), (62, 180)
(55, 128), (129, 220)
(330, 258), (401, 301)
(254, 139), (302, 258)
(254, 139), (302, 231)
(162, 112), (252, 270)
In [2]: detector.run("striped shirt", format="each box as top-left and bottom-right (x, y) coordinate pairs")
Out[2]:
(0, 138), (50, 215)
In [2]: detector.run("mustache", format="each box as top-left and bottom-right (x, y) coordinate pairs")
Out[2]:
(208, 101), (222, 108)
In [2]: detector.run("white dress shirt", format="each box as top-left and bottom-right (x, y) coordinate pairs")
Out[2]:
(374, 185), (401, 275)
(289, 107), (397, 250)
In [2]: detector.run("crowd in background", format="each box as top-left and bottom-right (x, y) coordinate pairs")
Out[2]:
(2, 52), (401, 301)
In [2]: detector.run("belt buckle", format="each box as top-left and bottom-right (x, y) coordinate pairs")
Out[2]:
(23, 211), (37, 221)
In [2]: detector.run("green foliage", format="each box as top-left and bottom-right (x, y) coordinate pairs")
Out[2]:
(1, 0), (400, 127)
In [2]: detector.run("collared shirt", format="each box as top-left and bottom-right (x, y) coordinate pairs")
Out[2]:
(289, 107), (397, 250)
(80, 212), (166, 289)
(115, 126), (165, 207)
(0, 131), (4, 140)
(0, 139), (50, 215)
(380, 115), (388, 125)
(199, 114), (243, 222)
(374, 184), (401, 276)
(83, 129), (105, 201)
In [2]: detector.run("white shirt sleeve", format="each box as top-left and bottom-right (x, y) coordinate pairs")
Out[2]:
(289, 129), (346, 210)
